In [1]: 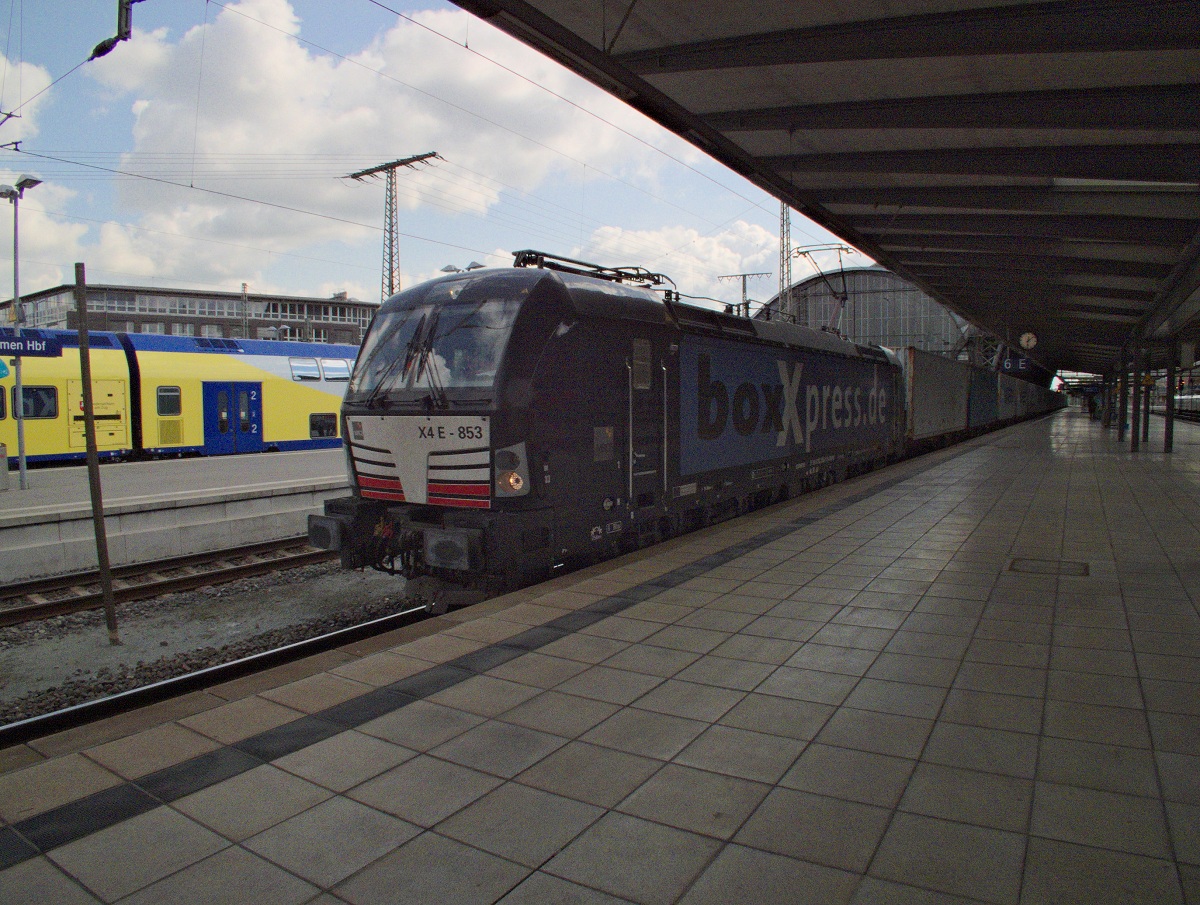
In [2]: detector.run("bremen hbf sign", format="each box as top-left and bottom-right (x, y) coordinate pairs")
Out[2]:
(0, 333), (63, 357)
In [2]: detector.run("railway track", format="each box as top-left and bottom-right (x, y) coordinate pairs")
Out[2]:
(1149, 409), (1200, 424)
(0, 539), (337, 627)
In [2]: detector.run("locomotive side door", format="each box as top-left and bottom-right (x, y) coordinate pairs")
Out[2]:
(627, 338), (665, 511)
(202, 381), (263, 454)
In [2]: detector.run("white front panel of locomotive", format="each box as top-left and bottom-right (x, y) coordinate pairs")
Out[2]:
(351, 415), (489, 504)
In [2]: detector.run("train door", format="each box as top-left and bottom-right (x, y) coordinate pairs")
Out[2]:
(202, 381), (263, 454)
(627, 338), (665, 511)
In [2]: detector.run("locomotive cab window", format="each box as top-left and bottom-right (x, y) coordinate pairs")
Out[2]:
(289, 357), (321, 381)
(310, 412), (337, 438)
(631, 339), (653, 390)
(13, 386), (57, 419)
(157, 386), (182, 416)
(349, 283), (522, 402)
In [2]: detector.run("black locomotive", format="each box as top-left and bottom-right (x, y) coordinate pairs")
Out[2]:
(309, 250), (1056, 609)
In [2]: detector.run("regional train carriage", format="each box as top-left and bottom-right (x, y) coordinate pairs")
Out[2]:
(2, 329), (358, 466)
(120, 334), (357, 456)
(0, 330), (135, 464)
(310, 252), (908, 606)
(1149, 392), (1200, 422)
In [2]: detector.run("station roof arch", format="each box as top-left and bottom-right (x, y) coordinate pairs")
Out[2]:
(452, 0), (1200, 375)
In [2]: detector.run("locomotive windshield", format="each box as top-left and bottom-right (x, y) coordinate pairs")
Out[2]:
(348, 278), (523, 405)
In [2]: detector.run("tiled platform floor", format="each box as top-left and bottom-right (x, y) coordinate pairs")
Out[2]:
(1, 406), (1198, 904)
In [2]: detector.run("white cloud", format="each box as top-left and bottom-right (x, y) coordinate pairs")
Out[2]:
(0, 174), (88, 297)
(62, 0), (696, 294)
(587, 220), (781, 309)
(0, 53), (53, 143)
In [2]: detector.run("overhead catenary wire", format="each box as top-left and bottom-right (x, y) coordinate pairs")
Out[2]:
(0, 0), (841, 301)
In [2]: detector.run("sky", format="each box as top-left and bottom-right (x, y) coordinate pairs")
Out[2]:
(0, 0), (858, 311)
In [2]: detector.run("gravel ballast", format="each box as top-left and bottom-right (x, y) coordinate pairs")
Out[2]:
(0, 563), (408, 725)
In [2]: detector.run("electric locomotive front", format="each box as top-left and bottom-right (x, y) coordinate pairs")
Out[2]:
(309, 263), (583, 607)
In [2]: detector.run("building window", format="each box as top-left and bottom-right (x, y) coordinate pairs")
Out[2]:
(141, 322), (165, 334)
(201, 324), (223, 338)
(310, 413), (337, 438)
(157, 386), (182, 416)
(172, 322), (195, 336)
(14, 385), (57, 419)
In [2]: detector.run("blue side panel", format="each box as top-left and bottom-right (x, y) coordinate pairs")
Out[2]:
(141, 445), (205, 458)
(968, 369), (999, 427)
(272, 437), (344, 452)
(679, 336), (893, 476)
(121, 333), (357, 359)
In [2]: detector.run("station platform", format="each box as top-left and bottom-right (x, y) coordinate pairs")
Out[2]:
(0, 407), (1197, 904)
(0, 448), (348, 583)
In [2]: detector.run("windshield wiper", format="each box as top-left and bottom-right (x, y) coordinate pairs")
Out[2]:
(415, 310), (450, 410)
(364, 314), (426, 409)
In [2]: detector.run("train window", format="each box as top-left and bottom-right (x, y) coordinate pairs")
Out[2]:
(320, 359), (350, 381)
(289, 357), (321, 381)
(631, 339), (652, 390)
(310, 413), (337, 438)
(217, 390), (230, 433)
(0, 392), (5, 419)
(14, 386), (57, 419)
(594, 425), (614, 462)
(157, 386), (182, 416)
(238, 391), (250, 431)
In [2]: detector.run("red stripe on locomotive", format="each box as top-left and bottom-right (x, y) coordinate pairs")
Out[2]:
(427, 481), (490, 497)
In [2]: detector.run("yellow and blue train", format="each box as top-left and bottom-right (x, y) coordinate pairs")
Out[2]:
(0, 329), (357, 466)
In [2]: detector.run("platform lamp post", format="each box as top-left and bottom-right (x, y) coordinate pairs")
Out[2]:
(1, 175), (42, 490)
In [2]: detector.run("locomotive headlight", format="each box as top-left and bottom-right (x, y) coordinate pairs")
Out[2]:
(494, 442), (530, 497)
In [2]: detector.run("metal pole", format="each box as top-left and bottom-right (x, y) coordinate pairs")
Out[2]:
(12, 191), (27, 490)
(75, 263), (121, 645)
(1131, 349), (1142, 451)
(1141, 349), (1152, 444)
(1117, 351), (1128, 441)
(626, 359), (633, 503)
(1165, 342), (1177, 453)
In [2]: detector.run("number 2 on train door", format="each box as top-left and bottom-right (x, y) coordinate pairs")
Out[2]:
(202, 381), (263, 454)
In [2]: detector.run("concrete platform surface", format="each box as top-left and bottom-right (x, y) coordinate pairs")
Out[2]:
(0, 448), (348, 525)
(0, 408), (1197, 904)
(0, 449), (349, 582)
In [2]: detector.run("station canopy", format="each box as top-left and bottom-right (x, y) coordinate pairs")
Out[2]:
(453, 0), (1200, 375)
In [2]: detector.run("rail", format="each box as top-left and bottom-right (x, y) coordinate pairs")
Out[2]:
(0, 538), (336, 627)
